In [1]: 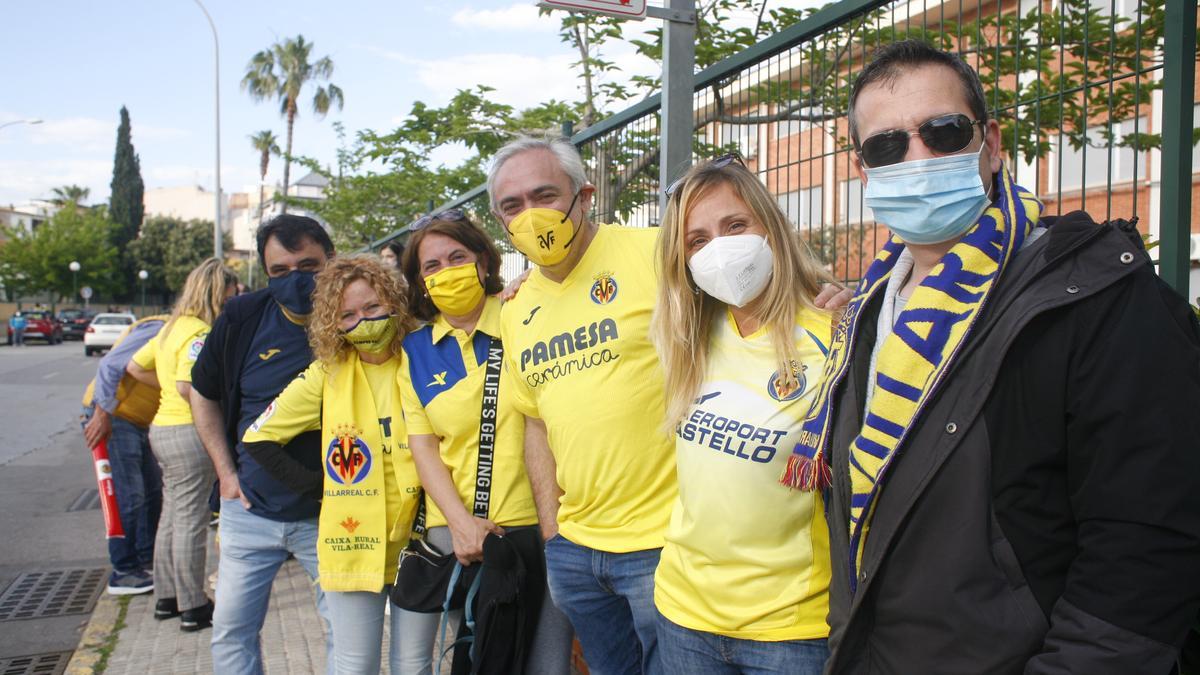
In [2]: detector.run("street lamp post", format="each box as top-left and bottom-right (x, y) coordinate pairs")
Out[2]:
(0, 119), (43, 132)
(192, 0), (223, 260)
(138, 270), (149, 317)
(68, 261), (80, 307)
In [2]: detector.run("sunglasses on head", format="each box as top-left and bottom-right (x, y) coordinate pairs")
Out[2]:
(409, 208), (467, 231)
(664, 153), (747, 197)
(857, 113), (984, 168)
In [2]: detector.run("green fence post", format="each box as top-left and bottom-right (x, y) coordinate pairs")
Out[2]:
(1159, 0), (1197, 296)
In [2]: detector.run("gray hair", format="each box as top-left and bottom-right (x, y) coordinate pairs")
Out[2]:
(486, 135), (588, 209)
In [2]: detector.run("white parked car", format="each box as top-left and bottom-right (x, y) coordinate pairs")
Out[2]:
(84, 313), (136, 356)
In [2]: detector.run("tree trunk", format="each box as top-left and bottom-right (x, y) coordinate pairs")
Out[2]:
(282, 106), (296, 215)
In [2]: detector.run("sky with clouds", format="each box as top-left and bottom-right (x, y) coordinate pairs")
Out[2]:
(0, 1), (814, 208)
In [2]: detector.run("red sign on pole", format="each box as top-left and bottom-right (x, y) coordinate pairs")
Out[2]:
(537, 0), (648, 20)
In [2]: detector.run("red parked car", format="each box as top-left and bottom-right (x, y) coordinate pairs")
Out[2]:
(8, 310), (64, 345)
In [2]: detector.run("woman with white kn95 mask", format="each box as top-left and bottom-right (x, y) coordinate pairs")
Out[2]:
(649, 154), (837, 675)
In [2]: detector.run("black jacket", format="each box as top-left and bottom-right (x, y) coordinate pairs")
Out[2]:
(191, 289), (321, 516)
(824, 212), (1200, 674)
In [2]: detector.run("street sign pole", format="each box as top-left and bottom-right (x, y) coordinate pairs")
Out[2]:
(538, 0), (696, 221)
(652, 0), (696, 219)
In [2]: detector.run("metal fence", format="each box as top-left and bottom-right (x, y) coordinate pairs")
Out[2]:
(372, 0), (1197, 295)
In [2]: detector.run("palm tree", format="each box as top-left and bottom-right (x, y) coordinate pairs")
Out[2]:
(241, 35), (343, 214)
(248, 130), (280, 219)
(49, 185), (90, 207)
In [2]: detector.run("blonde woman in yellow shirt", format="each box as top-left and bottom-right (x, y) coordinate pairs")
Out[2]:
(650, 156), (835, 674)
(242, 255), (421, 674)
(127, 258), (237, 632)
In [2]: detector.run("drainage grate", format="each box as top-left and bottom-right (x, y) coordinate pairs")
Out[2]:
(0, 652), (71, 675)
(66, 488), (99, 512)
(0, 569), (106, 621)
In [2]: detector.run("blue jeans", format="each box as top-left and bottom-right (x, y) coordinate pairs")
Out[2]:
(655, 612), (829, 675)
(324, 589), (404, 675)
(211, 497), (334, 675)
(544, 535), (661, 675)
(81, 407), (161, 573)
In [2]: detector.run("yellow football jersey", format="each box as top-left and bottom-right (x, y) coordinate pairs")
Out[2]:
(132, 315), (209, 427)
(654, 308), (833, 641)
(245, 358), (411, 584)
(398, 296), (537, 529)
(499, 224), (676, 553)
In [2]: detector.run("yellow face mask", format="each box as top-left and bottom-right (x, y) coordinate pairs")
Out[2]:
(344, 315), (397, 354)
(425, 262), (485, 317)
(505, 191), (583, 266)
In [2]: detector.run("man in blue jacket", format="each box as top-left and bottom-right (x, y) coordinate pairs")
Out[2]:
(190, 215), (335, 675)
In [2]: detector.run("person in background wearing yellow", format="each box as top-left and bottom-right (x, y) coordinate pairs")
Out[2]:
(394, 211), (573, 674)
(127, 258), (238, 632)
(650, 156), (834, 674)
(242, 255), (421, 674)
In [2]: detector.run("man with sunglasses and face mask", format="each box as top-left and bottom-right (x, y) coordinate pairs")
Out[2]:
(783, 40), (1200, 674)
(190, 215), (338, 675)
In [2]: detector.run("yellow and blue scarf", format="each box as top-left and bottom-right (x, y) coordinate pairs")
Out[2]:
(782, 165), (1042, 584)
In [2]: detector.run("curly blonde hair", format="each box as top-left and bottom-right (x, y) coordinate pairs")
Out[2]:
(309, 255), (417, 365)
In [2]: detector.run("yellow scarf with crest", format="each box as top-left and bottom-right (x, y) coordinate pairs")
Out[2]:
(317, 350), (420, 592)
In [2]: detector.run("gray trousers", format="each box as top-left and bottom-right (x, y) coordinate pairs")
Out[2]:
(392, 525), (574, 675)
(148, 423), (216, 611)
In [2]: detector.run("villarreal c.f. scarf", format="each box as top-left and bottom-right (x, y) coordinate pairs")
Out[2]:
(782, 164), (1043, 583)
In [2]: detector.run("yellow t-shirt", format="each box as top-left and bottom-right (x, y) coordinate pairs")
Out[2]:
(399, 296), (537, 529)
(132, 315), (209, 427)
(654, 308), (833, 641)
(245, 358), (412, 584)
(499, 224), (676, 553)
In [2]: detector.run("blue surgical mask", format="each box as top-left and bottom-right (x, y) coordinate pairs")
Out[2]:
(863, 145), (991, 245)
(268, 270), (317, 315)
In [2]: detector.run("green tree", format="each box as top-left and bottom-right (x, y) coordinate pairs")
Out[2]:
(249, 129), (280, 219)
(48, 185), (90, 207)
(128, 216), (233, 295)
(313, 0), (1196, 246)
(241, 35), (344, 213)
(109, 107), (144, 255)
(0, 207), (119, 306)
(109, 106), (145, 299)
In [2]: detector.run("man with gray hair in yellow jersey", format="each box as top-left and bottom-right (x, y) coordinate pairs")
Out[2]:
(489, 135), (673, 675)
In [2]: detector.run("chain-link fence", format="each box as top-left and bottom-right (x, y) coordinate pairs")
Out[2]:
(374, 0), (1196, 291)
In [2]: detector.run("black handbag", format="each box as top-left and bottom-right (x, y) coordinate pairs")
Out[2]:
(391, 534), (463, 613)
(390, 335), (502, 613)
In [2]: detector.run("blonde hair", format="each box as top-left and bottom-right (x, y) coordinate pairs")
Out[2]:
(309, 254), (417, 366)
(160, 258), (237, 344)
(651, 161), (832, 430)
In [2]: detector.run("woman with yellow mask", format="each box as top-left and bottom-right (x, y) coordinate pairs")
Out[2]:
(393, 211), (572, 675)
(650, 156), (835, 674)
(242, 255), (421, 674)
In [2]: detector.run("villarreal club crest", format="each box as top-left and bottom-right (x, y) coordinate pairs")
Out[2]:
(590, 271), (618, 305)
(326, 424), (373, 485)
(767, 361), (808, 402)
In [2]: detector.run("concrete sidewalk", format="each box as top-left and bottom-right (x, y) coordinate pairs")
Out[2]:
(68, 526), (336, 674)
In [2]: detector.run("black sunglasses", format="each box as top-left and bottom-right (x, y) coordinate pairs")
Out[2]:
(409, 208), (467, 231)
(664, 153), (747, 197)
(857, 113), (984, 168)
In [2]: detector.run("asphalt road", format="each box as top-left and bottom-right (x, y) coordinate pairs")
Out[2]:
(0, 340), (115, 660)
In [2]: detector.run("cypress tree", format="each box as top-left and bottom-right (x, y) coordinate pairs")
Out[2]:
(109, 106), (144, 298)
